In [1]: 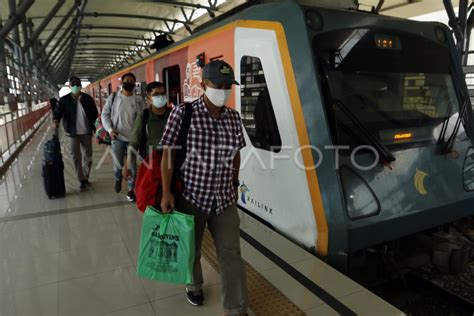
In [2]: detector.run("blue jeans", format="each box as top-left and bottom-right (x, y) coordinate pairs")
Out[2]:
(111, 139), (137, 191)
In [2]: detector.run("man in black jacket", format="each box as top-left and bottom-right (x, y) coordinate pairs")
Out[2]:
(53, 76), (98, 191)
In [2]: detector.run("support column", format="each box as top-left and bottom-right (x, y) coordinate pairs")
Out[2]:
(21, 20), (32, 108)
(0, 36), (9, 111)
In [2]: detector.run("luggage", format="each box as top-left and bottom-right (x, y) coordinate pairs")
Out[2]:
(42, 130), (65, 199)
(137, 206), (195, 284)
(43, 133), (62, 161)
(42, 160), (66, 199)
(94, 116), (111, 145)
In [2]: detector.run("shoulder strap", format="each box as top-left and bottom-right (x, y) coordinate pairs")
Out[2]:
(110, 92), (118, 128)
(139, 108), (150, 157)
(179, 102), (193, 143)
(142, 109), (150, 140)
(174, 102), (193, 172)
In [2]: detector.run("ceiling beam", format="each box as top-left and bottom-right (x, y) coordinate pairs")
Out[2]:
(31, 4), (76, 64)
(37, 15), (75, 67)
(150, 0), (218, 18)
(76, 41), (140, 47)
(64, 0), (88, 82)
(79, 24), (169, 34)
(23, 0), (66, 51)
(8, 0), (21, 46)
(76, 47), (134, 52)
(81, 12), (193, 33)
(0, 0), (35, 39)
(74, 53), (124, 57)
(73, 57), (120, 60)
(79, 34), (154, 41)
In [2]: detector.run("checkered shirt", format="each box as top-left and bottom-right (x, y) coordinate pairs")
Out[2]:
(161, 97), (246, 215)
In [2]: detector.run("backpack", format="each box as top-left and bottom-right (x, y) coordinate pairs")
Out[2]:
(135, 103), (192, 212)
(94, 93), (116, 145)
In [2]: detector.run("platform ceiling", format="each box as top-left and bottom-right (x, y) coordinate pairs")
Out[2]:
(0, 0), (460, 83)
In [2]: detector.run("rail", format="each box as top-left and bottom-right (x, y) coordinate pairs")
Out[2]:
(0, 102), (50, 165)
(464, 68), (474, 98)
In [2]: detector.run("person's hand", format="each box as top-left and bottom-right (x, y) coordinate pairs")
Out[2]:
(161, 192), (175, 213)
(110, 130), (119, 140)
(52, 120), (59, 129)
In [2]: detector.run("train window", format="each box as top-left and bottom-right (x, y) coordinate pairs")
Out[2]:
(240, 56), (282, 152)
(313, 28), (460, 148)
(163, 65), (181, 105)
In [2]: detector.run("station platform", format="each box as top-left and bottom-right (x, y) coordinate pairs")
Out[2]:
(0, 119), (404, 316)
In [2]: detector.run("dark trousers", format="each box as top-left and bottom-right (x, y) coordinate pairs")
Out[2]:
(176, 196), (248, 315)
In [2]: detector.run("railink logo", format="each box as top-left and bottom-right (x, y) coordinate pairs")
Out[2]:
(239, 182), (274, 214)
(240, 182), (249, 204)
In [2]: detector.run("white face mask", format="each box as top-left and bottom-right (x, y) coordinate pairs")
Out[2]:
(151, 95), (167, 108)
(205, 87), (232, 107)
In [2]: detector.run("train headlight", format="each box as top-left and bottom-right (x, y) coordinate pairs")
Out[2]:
(435, 26), (447, 43)
(340, 166), (380, 220)
(306, 10), (323, 31)
(463, 147), (474, 191)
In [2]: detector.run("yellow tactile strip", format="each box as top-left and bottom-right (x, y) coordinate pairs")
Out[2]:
(202, 229), (306, 316)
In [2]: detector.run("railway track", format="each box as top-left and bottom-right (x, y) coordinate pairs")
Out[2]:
(372, 263), (474, 316)
(412, 263), (474, 311)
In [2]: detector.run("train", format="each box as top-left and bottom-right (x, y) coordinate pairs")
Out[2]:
(85, 0), (474, 275)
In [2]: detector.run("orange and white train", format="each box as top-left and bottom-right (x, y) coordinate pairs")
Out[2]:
(86, 1), (474, 273)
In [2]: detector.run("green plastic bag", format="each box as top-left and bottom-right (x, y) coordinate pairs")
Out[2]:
(137, 206), (195, 284)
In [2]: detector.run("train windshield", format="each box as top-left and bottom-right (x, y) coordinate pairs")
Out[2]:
(313, 28), (461, 148)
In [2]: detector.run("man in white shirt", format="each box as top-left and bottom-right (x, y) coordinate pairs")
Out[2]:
(53, 76), (99, 191)
(101, 73), (146, 202)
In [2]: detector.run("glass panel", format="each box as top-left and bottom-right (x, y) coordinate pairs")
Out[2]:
(240, 56), (282, 152)
(314, 28), (461, 148)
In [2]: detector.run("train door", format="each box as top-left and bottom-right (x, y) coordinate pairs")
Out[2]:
(163, 65), (181, 106)
(235, 27), (317, 249)
(98, 85), (103, 110)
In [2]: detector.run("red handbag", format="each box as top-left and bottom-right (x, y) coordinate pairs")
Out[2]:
(135, 151), (183, 213)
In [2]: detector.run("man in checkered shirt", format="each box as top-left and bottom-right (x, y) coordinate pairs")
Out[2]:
(161, 60), (248, 316)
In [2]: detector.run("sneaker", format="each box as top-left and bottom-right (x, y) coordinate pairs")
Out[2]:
(79, 180), (87, 192)
(115, 180), (122, 193)
(85, 180), (91, 187)
(126, 190), (136, 202)
(186, 289), (204, 306)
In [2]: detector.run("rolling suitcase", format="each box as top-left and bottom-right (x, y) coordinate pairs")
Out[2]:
(42, 129), (66, 199)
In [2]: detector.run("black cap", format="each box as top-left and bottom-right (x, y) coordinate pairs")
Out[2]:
(69, 76), (81, 85)
(202, 60), (239, 85)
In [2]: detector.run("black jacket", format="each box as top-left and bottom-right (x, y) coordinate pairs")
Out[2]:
(53, 92), (98, 137)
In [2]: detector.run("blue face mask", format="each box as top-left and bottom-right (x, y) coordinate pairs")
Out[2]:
(71, 85), (81, 94)
(152, 95), (167, 108)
